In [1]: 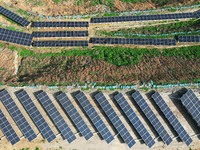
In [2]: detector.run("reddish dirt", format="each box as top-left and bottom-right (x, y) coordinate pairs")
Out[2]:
(9, 55), (200, 85)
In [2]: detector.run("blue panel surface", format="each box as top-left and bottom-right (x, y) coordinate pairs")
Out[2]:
(114, 93), (155, 148)
(132, 91), (172, 145)
(0, 89), (37, 141)
(95, 92), (136, 148)
(35, 91), (76, 143)
(0, 109), (20, 145)
(56, 92), (93, 140)
(180, 89), (200, 126)
(75, 91), (114, 144)
(16, 90), (56, 142)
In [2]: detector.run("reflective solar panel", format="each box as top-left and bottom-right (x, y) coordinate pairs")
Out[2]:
(0, 109), (20, 145)
(89, 37), (176, 46)
(180, 89), (200, 126)
(32, 31), (88, 38)
(32, 40), (88, 47)
(132, 91), (172, 145)
(32, 21), (89, 28)
(75, 91), (114, 144)
(94, 92), (136, 148)
(0, 6), (30, 26)
(0, 28), (32, 46)
(56, 92), (93, 140)
(114, 93), (155, 148)
(35, 91), (76, 143)
(152, 92), (192, 146)
(90, 12), (194, 23)
(178, 35), (200, 42)
(16, 90), (56, 142)
(0, 89), (37, 142)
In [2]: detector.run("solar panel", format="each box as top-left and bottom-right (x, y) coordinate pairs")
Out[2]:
(94, 92), (136, 148)
(180, 89), (200, 126)
(75, 91), (114, 144)
(0, 28), (32, 46)
(89, 37), (176, 46)
(15, 90), (56, 142)
(0, 109), (20, 145)
(132, 91), (172, 145)
(56, 92), (93, 140)
(114, 93), (155, 148)
(35, 91), (76, 143)
(0, 89), (37, 141)
(0, 6), (30, 26)
(32, 31), (88, 38)
(152, 92), (192, 146)
(90, 12), (194, 23)
(178, 35), (200, 42)
(32, 40), (88, 47)
(193, 10), (200, 18)
(32, 21), (89, 28)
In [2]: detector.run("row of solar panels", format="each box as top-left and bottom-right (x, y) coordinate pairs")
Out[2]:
(1, 6), (199, 27)
(0, 89), (197, 148)
(0, 27), (199, 46)
(90, 11), (200, 23)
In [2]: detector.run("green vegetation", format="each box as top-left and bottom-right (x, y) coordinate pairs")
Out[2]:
(35, 147), (40, 150)
(97, 19), (200, 38)
(0, 43), (5, 48)
(17, 9), (30, 18)
(18, 45), (200, 66)
(76, 0), (114, 7)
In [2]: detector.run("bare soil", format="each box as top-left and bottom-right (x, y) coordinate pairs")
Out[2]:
(5, 54), (199, 85)
(2, 0), (200, 16)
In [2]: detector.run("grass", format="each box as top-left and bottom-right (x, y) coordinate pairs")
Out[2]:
(18, 45), (200, 66)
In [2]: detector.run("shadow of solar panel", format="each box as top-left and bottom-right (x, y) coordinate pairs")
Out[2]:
(0, 6), (30, 26)
(32, 31), (88, 38)
(56, 92), (93, 140)
(0, 89), (37, 142)
(0, 28), (32, 46)
(75, 91), (114, 144)
(178, 36), (200, 42)
(114, 93), (155, 148)
(32, 21), (89, 27)
(16, 90), (56, 143)
(90, 12), (194, 23)
(180, 89), (200, 126)
(152, 92), (192, 146)
(132, 91), (172, 145)
(35, 91), (76, 143)
(0, 109), (20, 145)
(32, 40), (88, 47)
(94, 92), (136, 148)
(89, 37), (176, 46)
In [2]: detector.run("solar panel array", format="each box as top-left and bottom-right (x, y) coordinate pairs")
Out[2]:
(75, 91), (114, 144)
(90, 37), (176, 46)
(91, 12), (194, 23)
(0, 28), (32, 46)
(193, 10), (200, 18)
(32, 31), (88, 38)
(0, 109), (20, 145)
(35, 91), (76, 143)
(178, 35), (200, 42)
(94, 92), (136, 148)
(132, 91), (172, 145)
(32, 40), (88, 47)
(32, 22), (89, 28)
(16, 90), (56, 142)
(180, 89), (200, 126)
(56, 92), (93, 140)
(0, 6), (30, 26)
(0, 89), (37, 142)
(152, 92), (192, 146)
(114, 93), (155, 148)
